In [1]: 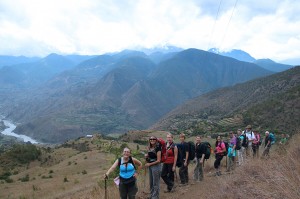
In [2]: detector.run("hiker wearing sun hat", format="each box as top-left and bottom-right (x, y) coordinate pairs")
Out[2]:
(243, 125), (255, 157)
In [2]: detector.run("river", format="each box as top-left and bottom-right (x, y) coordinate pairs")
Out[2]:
(0, 119), (39, 144)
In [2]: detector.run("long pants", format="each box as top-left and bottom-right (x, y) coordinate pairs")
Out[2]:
(237, 147), (245, 165)
(193, 158), (203, 181)
(227, 156), (235, 172)
(119, 180), (138, 199)
(252, 144), (259, 158)
(161, 163), (174, 191)
(214, 155), (223, 169)
(262, 145), (271, 157)
(179, 162), (189, 184)
(149, 164), (161, 199)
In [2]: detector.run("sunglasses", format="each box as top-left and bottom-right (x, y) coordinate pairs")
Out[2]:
(149, 138), (157, 141)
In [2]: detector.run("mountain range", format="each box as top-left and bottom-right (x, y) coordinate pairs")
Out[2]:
(209, 48), (294, 72)
(0, 48), (291, 143)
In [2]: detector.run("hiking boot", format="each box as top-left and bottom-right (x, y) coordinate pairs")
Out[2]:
(179, 183), (187, 187)
(164, 188), (175, 193)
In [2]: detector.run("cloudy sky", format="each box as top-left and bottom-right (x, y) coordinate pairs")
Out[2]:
(0, 0), (299, 63)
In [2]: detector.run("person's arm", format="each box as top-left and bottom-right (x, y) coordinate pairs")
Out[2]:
(173, 146), (178, 171)
(232, 139), (236, 151)
(132, 158), (143, 170)
(184, 143), (189, 166)
(132, 158), (143, 177)
(104, 159), (118, 178)
(200, 153), (205, 164)
(145, 151), (161, 167)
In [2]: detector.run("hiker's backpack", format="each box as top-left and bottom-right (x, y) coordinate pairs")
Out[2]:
(257, 134), (263, 146)
(202, 142), (211, 160)
(223, 141), (229, 156)
(236, 136), (242, 150)
(118, 156), (136, 170)
(188, 141), (196, 161)
(157, 138), (167, 162)
(269, 133), (276, 145)
(242, 133), (249, 147)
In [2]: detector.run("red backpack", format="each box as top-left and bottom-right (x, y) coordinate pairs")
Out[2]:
(157, 138), (167, 162)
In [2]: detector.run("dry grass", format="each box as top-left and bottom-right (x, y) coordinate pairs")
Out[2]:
(205, 135), (300, 199)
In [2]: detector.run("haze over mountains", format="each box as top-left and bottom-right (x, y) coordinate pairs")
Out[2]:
(0, 47), (294, 143)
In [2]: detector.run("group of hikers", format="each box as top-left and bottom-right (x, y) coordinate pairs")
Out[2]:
(104, 125), (288, 199)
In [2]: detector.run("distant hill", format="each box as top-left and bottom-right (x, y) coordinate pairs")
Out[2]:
(152, 66), (300, 135)
(254, 59), (293, 72)
(0, 54), (76, 89)
(2, 48), (272, 143)
(209, 48), (256, 63)
(209, 48), (294, 72)
(0, 55), (40, 68)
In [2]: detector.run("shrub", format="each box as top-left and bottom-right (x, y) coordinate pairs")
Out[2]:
(82, 170), (87, 175)
(20, 174), (30, 182)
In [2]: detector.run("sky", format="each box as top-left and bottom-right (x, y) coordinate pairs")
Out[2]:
(0, 0), (299, 63)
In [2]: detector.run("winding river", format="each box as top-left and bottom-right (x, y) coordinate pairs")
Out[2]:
(0, 119), (39, 144)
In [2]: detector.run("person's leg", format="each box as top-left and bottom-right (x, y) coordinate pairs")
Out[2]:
(179, 164), (185, 184)
(150, 164), (161, 199)
(162, 164), (173, 191)
(119, 182), (128, 199)
(184, 162), (189, 183)
(214, 155), (223, 175)
(161, 163), (169, 186)
(128, 181), (138, 199)
(193, 158), (199, 181)
(149, 167), (154, 195)
(199, 162), (204, 181)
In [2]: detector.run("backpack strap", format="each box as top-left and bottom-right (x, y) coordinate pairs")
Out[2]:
(118, 156), (136, 170)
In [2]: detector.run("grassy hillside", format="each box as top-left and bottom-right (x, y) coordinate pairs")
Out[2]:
(153, 66), (300, 135)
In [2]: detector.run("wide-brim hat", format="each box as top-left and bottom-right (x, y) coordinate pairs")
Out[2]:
(246, 125), (252, 129)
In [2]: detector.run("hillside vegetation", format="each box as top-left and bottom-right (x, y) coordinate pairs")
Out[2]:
(153, 66), (300, 135)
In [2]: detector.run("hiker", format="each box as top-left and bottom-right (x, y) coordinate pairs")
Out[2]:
(194, 136), (206, 182)
(244, 125), (255, 157)
(279, 133), (287, 145)
(236, 129), (245, 166)
(252, 130), (261, 158)
(104, 147), (142, 199)
(145, 136), (162, 199)
(227, 131), (236, 172)
(214, 135), (226, 176)
(177, 133), (189, 186)
(161, 133), (178, 193)
(262, 131), (272, 158)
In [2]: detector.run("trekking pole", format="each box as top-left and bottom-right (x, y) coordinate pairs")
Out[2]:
(144, 167), (147, 188)
(104, 176), (108, 199)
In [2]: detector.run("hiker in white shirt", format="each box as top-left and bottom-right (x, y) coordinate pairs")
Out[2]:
(244, 125), (255, 157)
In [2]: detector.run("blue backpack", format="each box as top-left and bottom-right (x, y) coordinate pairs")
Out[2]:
(269, 133), (276, 145)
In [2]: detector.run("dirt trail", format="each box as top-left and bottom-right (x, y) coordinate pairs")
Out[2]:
(137, 161), (229, 199)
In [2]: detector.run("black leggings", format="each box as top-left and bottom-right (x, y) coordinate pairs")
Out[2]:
(214, 155), (224, 169)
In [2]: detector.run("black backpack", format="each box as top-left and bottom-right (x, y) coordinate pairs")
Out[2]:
(236, 136), (242, 150)
(241, 134), (248, 147)
(223, 141), (229, 156)
(188, 141), (196, 161)
(202, 142), (211, 159)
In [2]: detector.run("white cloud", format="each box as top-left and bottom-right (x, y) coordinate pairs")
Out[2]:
(0, 0), (299, 63)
